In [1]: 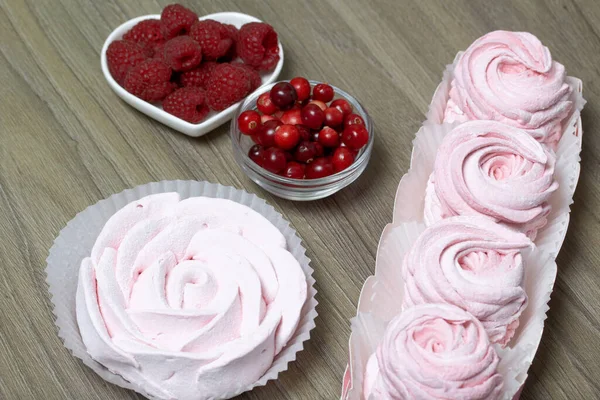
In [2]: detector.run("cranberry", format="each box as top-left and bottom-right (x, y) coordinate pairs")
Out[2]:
(256, 120), (282, 147)
(274, 124), (300, 150)
(318, 126), (340, 147)
(248, 144), (265, 166)
(344, 113), (365, 129)
(296, 124), (311, 141)
(262, 147), (287, 173)
(282, 161), (305, 179)
(311, 131), (320, 142)
(284, 151), (294, 161)
(306, 157), (334, 179)
(261, 114), (279, 124)
(257, 92), (277, 115)
(301, 103), (325, 130)
(342, 124), (369, 149)
(308, 99), (327, 111)
(294, 141), (318, 163)
(280, 109), (302, 125)
(290, 77), (311, 101)
(332, 147), (355, 172)
(312, 83), (334, 102)
(324, 107), (344, 127)
(270, 82), (297, 110)
(331, 99), (353, 117)
(238, 110), (261, 135)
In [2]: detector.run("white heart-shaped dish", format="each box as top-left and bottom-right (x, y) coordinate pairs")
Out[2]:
(101, 12), (284, 137)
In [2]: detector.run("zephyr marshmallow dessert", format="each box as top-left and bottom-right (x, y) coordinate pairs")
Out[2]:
(402, 216), (532, 347)
(363, 304), (504, 400)
(75, 193), (307, 400)
(424, 120), (558, 239)
(444, 30), (573, 147)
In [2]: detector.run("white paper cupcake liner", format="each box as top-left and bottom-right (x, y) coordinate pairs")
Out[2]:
(46, 180), (318, 400)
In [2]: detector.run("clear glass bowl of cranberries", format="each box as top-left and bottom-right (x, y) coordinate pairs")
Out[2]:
(230, 78), (373, 201)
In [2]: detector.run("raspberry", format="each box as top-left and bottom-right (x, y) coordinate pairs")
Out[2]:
(106, 40), (148, 85)
(160, 4), (198, 39)
(152, 42), (166, 61)
(237, 22), (280, 71)
(233, 62), (261, 91)
(205, 63), (252, 111)
(189, 19), (234, 61)
(179, 61), (217, 88)
(123, 19), (165, 55)
(221, 24), (239, 60)
(124, 59), (175, 102)
(163, 36), (202, 71)
(163, 87), (209, 123)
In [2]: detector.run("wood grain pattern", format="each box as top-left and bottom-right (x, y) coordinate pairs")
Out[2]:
(1, 0), (599, 398)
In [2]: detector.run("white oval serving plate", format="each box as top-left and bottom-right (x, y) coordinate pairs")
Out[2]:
(101, 12), (284, 137)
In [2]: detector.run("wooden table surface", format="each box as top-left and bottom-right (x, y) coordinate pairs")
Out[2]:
(2, 0), (600, 399)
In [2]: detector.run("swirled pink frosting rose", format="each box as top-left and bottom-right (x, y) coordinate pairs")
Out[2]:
(363, 304), (503, 400)
(403, 216), (531, 347)
(444, 30), (572, 147)
(424, 120), (558, 239)
(76, 193), (307, 400)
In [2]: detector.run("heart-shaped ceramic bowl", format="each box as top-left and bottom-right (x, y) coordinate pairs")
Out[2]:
(101, 12), (284, 137)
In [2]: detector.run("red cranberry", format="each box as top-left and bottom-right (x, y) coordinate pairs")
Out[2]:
(282, 161), (305, 179)
(262, 147), (287, 173)
(332, 147), (355, 172)
(311, 131), (320, 142)
(284, 150), (294, 161)
(274, 124), (300, 150)
(248, 144), (265, 166)
(261, 114), (279, 124)
(290, 77), (311, 101)
(270, 82), (297, 110)
(342, 124), (369, 149)
(344, 113), (365, 129)
(331, 99), (353, 117)
(308, 99), (327, 111)
(312, 83), (334, 102)
(294, 141), (318, 163)
(296, 124), (311, 141)
(238, 110), (262, 136)
(280, 109), (302, 125)
(324, 107), (343, 127)
(257, 92), (277, 115)
(256, 120), (282, 147)
(301, 103), (325, 130)
(305, 157), (334, 179)
(318, 126), (340, 147)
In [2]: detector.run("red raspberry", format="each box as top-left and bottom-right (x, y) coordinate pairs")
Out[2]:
(106, 40), (148, 85)
(237, 22), (280, 71)
(189, 19), (234, 61)
(123, 19), (165, 56)
(221, 24), (239, 60)
(152, 42), (166, 61)
(205, 63), (251, 111)
(160, 4), (198, 39)
(233, 62), (261, 91)
(179, 61), (217, 88)
(163, 87), (209, 123)
(124, 59), (175, 102)
(163, 36), (202, 71)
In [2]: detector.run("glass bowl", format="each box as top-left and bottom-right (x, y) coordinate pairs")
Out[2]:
(230, 80), (374, 201)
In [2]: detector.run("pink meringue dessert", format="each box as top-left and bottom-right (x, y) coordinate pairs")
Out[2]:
(363, 304), (504, 400)
(424, 120), (558, 239)
(75, 193), (308, 400)
(444, 30), (573, 147)
(403, 216), (532, 347)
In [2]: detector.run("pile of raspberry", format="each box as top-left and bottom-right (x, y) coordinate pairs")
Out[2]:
(238, 77), (369, 179)
(106, 3), (280, 124)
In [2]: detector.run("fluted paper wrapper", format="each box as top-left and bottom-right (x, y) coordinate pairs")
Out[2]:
(46, 180), (318, 400)
(344, 62), (585, 399)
